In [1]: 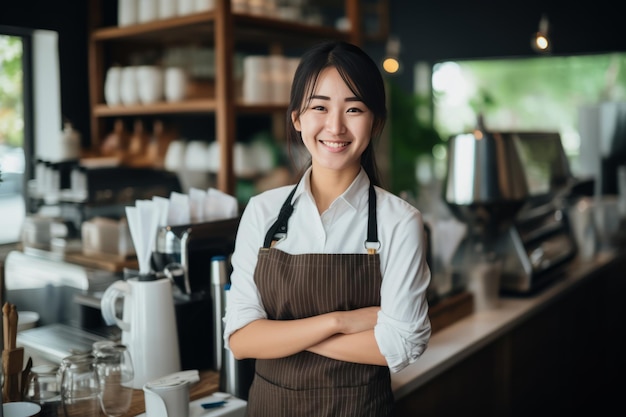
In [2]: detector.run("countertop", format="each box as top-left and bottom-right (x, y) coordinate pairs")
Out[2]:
(4, 244), (618, 413)
(125, 251), (617, 415)
(390, 250), (617, 400)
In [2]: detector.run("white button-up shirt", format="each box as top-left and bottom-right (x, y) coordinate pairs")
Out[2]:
(224, 167), (431, 373)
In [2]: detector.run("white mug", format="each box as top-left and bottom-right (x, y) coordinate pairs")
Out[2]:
(177, 0), (195, 15)
(118, 0), (138, 26)
(158, 0), (177, 19)
(242, 55), (270, 104)
(138, 0), (158, 22)
(164, 140), (187, 171)
(2, 402), (42, 417)
(143, 379), (190, 417)
(164, 67), (188, 102)
(104, 66), (122, 106)
(136, 65), (164, 104)
(195, 0), (215, 12)
(120, 66), (139, 106)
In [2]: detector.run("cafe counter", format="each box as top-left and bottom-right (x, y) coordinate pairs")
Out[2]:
(390, 249), (626, 416)
(122, 250), (625, 416)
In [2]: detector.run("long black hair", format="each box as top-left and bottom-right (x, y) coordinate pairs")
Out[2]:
(286, 40), (387, 187)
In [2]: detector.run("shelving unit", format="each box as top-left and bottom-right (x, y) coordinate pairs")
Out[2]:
(87, 0), (368, 196)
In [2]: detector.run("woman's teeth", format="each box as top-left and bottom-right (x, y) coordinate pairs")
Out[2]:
(321, 141), (348, 148)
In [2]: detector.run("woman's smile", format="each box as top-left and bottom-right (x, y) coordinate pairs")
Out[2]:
(319, 140), (351, 150)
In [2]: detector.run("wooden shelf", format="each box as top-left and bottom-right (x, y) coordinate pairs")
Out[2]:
(93, 99), (217, 116)
(92, 101), (290, 117)
(87, 0), (368, 195)
(91, 11), (349, 45)
(91, 12), (216, 41)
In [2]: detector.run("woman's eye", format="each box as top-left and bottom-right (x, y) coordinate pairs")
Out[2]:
(347, 107), (364, 113)
(312, 105), (326, 111)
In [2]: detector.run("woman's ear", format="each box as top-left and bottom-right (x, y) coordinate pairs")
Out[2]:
(291, 111), (301, 132)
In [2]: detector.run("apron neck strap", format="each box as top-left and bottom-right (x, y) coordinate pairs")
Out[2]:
(263, 183), (298, 248)
(262, 180), (380, 254)
(365, 184), (380, 254)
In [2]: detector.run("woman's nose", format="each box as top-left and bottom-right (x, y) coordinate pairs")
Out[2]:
(325, 110), (346, 135)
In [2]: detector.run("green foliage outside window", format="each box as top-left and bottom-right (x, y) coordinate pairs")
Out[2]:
(0, 34), (24, 149)
(432, 53), (626, 174)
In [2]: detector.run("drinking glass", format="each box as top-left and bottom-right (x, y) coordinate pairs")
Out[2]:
(95, 344), (135, 417)
(60, 354), (100, 417)
(24, 364), (62, 417)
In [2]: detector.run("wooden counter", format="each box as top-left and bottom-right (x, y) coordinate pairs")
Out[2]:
(390, 250), (626, 416)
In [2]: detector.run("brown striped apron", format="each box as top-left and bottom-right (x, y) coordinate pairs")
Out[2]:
(246, 182), (393, 417)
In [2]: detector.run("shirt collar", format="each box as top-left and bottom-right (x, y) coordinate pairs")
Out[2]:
(294, 166), (370, 211)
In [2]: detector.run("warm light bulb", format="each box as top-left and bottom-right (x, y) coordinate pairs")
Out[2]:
(383, 57), (400, 74)
(535, 34), (549, 50)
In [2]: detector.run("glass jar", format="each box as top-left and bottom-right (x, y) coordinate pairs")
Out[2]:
(24, 364), (62, 417)
(59, 354), (100, 417)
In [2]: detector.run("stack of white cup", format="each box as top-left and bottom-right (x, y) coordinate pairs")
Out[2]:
(104, 65), (188, 106)
(118, 0), (216, 26)
(242, 55), (299, 105)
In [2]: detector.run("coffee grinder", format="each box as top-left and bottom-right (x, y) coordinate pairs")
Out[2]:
(442, 120), (530, 294)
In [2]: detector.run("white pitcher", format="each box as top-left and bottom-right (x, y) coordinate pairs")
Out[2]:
(100, 276), (181, 389)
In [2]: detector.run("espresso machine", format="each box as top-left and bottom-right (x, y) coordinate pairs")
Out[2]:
(150, 217), (241, 371)
(443, 124), (577, 295)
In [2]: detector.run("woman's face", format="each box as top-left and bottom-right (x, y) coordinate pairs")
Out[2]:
(292, 67), (373, 175)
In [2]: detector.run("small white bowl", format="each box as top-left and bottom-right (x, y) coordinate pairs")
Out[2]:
(17, 311), (40, 332)
(3, 401), (41, 417)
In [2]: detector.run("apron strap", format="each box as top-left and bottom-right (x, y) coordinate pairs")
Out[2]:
(365, 184), (380, 255)
(263, 183), (298, 248)
(263, 180), (380, 254)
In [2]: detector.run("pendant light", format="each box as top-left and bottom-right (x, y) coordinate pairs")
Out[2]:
(531, 14), (551, 54)
(382, 36), (401, 74)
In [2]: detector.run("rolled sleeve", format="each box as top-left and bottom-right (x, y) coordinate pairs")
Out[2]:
(223, 196), (268, 350)
(375, 205), (432, 373)
(375, 309), (431, 373)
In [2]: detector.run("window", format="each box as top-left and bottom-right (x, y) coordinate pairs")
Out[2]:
(432, 53), (626, 180)
(0, 32), (28, 244)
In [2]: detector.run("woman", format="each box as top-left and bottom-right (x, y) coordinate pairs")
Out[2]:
(224, 40), (431, 416)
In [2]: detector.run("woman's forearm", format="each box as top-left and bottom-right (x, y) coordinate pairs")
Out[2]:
(307, 330), (387, 366)
(229, 313), (341, 359)
(229, 306), (380, 360)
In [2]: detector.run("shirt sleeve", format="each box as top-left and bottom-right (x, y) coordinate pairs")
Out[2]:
(223, 196), (268, 350)
(374, 208), (432, 373)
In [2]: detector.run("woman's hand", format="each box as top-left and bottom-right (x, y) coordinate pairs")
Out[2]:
(334, 306), (380, 334)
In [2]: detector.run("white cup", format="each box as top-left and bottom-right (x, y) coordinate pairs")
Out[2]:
(118, 0), (138, 26)
(177, 0), (195, 15)
(143, 379), (190, 417)
(158, 0), (178, 19)
(2, 402), (42, 417)
(184, 140), (209, 171)
(120, 66), (139, 106)
(195, 0), (215, 12)
(136, 65), (163, 104)
(243, 55), (270, 104)
(164, 140), (187, 171)
(467, 258), (502, 311)
(138, 0), (158, 22)
(104, 66), (123, 106)
(164, 67), (188, 102)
